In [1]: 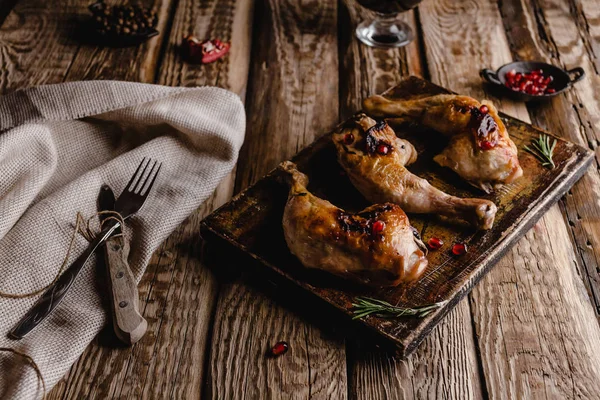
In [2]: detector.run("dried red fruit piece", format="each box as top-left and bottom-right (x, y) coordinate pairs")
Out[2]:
(182, 35), (230, 64)
(451, 243), (468, 256)
(270, 341), (289, 357)
(427, 237), (443, 250)
(372, 220), (385, 234)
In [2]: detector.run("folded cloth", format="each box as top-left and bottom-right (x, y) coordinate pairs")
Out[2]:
(0, 81), (246, 399)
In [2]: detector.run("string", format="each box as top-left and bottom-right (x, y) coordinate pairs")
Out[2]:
(0, 210), (125, 299)
(0, 210), (126, 398)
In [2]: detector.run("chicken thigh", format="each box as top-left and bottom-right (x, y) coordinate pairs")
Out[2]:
(363, 94), (523, 193)
(281, 161), (428, 287)
(333, 114), (497, 230)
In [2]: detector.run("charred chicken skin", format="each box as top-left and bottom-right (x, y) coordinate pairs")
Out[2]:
(281, 161), (428, 287)
(363, 94), (523, 193)
(333, 114), (497, 230)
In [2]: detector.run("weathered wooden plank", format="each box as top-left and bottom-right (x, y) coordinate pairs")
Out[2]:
(206, 0), (347, 399)
(339, 2), (484, 399)
(500, 0), (600, 318)
(39, 0), (254, 398)
(412, 0), (600, 397)
(0, 0), (82, 92)
(0, 0), (18, 27)
(0, 0), (173, 398)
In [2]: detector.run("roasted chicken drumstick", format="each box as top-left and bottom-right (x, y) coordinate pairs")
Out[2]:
(333, 114), (497, 230)
(281, 161), (428, 287)
(363, 94), (523, 193)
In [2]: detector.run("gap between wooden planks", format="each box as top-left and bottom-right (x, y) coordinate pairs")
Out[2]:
(418, 0), (600, 398)
(25, 0), (255, 398)
(207, 0), (348, 398)
(341, 2), (486, 399)
(1, 0), (598, 398)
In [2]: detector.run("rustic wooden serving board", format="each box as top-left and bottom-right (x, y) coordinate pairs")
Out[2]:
(201, 76), (593, 357)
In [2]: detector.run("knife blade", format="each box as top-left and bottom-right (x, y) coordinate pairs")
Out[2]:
(10, 159), (160, 339)
(99, 184), (147, 345)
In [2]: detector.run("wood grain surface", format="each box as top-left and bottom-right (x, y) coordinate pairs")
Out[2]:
(0, 0), (598, 398)
(416, 0), (600, 397)
(206, 0), (347, 398)
(338, 3), (485, 399)
(18, 0), (255, 398)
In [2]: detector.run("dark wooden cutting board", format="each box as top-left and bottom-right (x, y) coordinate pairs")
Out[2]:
(200, 76), (593, 357)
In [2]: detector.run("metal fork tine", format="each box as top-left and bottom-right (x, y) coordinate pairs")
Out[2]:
(125, 157), (147, 192)
(137, 160), (157, 195)
(141, 162), (162, 196)
(133, 158), (153, 193)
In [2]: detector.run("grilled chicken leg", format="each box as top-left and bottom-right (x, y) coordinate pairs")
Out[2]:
(281, 161), (428, 287)
(333, 114), (497, 230)
(363, 94), (523, 193)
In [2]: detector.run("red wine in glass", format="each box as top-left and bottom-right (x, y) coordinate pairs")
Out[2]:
(355, 0), (424, 48)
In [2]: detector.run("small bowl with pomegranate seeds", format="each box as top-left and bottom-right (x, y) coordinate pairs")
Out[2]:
(480, 61), (585, 101)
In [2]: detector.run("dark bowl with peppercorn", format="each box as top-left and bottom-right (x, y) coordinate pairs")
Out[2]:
(480, 61), (585, 102)
(87, 2), (159, 47)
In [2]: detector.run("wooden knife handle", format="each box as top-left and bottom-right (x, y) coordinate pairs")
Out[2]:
(104, 236), (147, 345)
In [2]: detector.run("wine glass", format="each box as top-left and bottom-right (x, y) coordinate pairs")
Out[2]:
(355, 0), (424, 48)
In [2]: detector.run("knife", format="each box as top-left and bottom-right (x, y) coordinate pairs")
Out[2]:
(9, 158), (160, 340)
(98, 184), (147, 345)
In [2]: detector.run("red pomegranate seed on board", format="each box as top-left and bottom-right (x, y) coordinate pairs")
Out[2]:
(372, 220), (385, 234)
(271, 341), (289, 357)
(376, 144), (389, 155)
(452, 243), (467, 256)
(480, 140), (494, 150)
(428, 237), (443, 250)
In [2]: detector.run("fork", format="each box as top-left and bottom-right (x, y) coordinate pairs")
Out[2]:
(9, 158), (162, 340)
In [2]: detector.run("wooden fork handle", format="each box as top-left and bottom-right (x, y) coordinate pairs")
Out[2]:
(104, 235), (147, 345)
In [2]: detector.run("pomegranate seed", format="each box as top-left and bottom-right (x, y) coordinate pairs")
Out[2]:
(479, 105), (489, 114)
(271, 341), (289, 357)
(506, 69), (516, 79)
(344, 133), (354, 144)
(376, 144), (389, 155)
(372, 220), (385, 234)
(427, 237), (443, 250)
(480, 140), (494, 150)
(546, 88), (556, 94)
(452, 243), (468, 256)
(519, 81), (529, 91)
(504, 69), (556, 96)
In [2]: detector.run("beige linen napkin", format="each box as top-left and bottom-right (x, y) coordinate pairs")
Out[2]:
(0, 80), (246, 399)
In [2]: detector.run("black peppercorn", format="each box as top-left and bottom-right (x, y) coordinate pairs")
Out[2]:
(89, 1), (160, 44)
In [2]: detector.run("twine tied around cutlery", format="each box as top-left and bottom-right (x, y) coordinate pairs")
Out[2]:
(0, 210), (125, 299)
(0, 210), (125, 399)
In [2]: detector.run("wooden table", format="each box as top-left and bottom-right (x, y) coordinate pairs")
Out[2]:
(1, 0), (600, 398)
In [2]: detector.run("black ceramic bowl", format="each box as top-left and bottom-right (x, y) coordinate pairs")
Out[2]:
(480, 61), (584, 101)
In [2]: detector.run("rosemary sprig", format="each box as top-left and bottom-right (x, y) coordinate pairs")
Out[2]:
(524, 134), (556, 169)
(351, 297), (447, 320)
